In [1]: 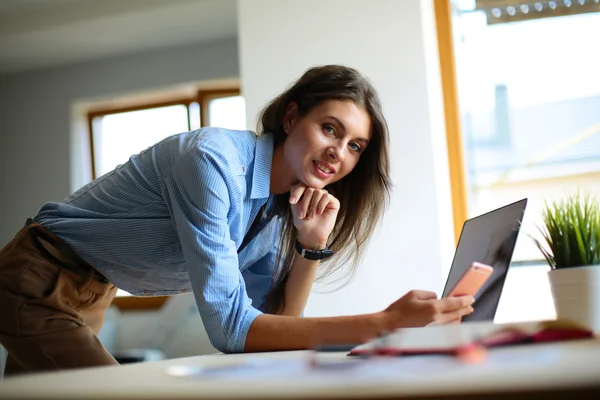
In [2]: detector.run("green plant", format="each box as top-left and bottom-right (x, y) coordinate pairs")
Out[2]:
(531, 192), (600, 269)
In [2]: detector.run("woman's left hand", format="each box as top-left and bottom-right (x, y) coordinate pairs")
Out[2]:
(289, 184), (340, 249)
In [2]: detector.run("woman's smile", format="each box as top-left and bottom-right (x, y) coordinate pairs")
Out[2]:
(312, 160), (335, 179)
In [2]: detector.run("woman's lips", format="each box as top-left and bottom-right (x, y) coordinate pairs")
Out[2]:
(312, 160), (334, 179)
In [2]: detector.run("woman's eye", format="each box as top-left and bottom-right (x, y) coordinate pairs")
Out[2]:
(323, 124), (336, 135)
(349, 142), (362, 152)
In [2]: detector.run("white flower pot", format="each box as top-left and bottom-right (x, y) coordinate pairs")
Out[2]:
(547, 265), (600, 333)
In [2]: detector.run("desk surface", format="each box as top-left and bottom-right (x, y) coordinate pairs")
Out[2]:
(1, 339), (600, 399)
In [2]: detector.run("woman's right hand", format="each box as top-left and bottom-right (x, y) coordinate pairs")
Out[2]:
(382, 290), (475, 329)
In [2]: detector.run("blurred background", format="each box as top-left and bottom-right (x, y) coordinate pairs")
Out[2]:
(1, 0), (599, 374)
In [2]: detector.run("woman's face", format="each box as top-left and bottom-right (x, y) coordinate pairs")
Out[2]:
(283, 100), (372, 189)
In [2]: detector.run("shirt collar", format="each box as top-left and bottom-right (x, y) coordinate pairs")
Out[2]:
(250, 133), (273, 199)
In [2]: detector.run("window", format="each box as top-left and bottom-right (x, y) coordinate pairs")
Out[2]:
(448, 0), (600, 262)
(437, 0), (600, 323)
(88, 89), (246, 179)
(208, 96), (246, 130)
(91, 104), (190, 178)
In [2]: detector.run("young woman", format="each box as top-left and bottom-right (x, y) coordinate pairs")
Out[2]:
(0, 65), (474, 376)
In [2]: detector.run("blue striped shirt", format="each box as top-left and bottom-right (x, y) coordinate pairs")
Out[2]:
(34, 128), (280, 353)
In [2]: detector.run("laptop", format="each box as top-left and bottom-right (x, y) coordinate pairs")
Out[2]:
(441, 198), (528, 322)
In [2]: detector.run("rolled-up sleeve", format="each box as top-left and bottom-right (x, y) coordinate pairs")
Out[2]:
(163, 147), (261, 353)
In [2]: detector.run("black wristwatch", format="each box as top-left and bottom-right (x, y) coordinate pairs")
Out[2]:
(295, 239), (334, 261)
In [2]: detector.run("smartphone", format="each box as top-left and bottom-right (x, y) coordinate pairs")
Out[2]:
(448, 262), (493, 297)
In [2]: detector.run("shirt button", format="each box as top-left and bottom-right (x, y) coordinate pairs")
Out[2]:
(144, 291), (152, 296)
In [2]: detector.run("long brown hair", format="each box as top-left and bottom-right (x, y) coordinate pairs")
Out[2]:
(258, 65), (392, 313)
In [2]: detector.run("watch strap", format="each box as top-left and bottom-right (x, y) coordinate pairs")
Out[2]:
(295, 239), (334, 260)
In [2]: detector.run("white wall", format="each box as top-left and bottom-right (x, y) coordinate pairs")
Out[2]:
(238, 0), (455, 317)
(0, 38), (239, 247)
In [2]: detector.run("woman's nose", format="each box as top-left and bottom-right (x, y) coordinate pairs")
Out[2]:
(328, 144), (346, 163)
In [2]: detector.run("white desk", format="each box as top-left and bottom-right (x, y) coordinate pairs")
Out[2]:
(1, 339), (600, 399)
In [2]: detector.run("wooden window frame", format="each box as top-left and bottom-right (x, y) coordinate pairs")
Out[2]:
(87, 88), (240, 180)
(88, 98), (193, 180)
(196, 89), (241, 127)
(434, 0), (469, 245)
(112, 296), (169, 311)
(86, 87), (239, 311)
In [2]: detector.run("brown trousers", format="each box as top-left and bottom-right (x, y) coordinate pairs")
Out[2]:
(0, 223), (119, 377)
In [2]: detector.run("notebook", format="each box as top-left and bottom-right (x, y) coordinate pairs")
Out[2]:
(442, 198), (528, 322)
(348, 320), (594, 357)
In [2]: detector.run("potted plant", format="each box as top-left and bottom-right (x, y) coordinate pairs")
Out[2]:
(530, 192), (600, 332)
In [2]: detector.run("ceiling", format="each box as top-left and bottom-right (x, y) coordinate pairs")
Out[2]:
(0, 0), (237, 75)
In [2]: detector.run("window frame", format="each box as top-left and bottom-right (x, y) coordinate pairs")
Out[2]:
(111, 296), (169, 311)
(196, 88), (241, 128)
(87, 88), (240, 180)
(434, 0), (469, 245)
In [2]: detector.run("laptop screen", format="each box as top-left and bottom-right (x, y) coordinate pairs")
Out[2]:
(442, 198), (528, 322)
